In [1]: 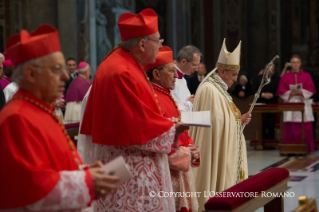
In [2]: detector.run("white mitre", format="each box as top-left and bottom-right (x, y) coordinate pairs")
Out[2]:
(216, 38), (241, 71)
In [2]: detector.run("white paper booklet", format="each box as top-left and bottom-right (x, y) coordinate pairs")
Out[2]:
(289, 83), (302, 90)
(103, 156), (132, 184)
(181, 111), (212, 128)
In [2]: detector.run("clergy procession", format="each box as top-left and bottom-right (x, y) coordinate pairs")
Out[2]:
(0, 3), (319, 212)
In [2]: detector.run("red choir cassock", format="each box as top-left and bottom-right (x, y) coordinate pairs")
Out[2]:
(79, 9), (176, 212)
(146, 46), (200, 212)
(0, 24), (93, 210)
(277, 70), (316, 152)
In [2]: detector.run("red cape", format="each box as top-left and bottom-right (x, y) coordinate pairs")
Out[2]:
(80, 48), (173, 145)
(0, 89), (83, 209)
(152, 83), (194, 148)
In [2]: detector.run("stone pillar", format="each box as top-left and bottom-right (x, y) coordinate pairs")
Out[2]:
(21, 0), (57, 31)
(280, 0), (292, 68)
(57, 0), (78, 62)
(166, 0), (192, 54)
(246, 0), (269, 76)
(191, 0), (205, 60)
(87, 0), (97, 75)
(268, 0), (281, 72)
(166, 0), (177, 58)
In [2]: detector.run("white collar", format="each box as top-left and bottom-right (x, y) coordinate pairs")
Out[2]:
(174, 64), (184, 75)
(213, 72), (228, 90)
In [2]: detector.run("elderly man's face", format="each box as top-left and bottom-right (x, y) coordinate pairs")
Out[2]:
(144, 32), (162, 65)
(33, 52), (69, 103)
(219, 68), (238, 88)
(67, 60), (77, 73)
(155, 62), (177, 90)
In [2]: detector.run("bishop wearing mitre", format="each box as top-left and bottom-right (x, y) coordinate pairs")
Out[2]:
(189, 39), (251, 211)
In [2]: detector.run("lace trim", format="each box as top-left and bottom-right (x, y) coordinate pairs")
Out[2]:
(87, 126), (176, 212)
(0, 171), (92, 212)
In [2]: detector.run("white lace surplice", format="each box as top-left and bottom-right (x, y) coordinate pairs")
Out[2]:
(280, 89), (314, 122)
(0, 171), (92, 212)
(82, 126), (176, 212)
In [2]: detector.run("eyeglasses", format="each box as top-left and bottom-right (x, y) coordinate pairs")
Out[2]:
(146, 38), (164, 45)
(32, 64), (67, 74)
(186, 60), (200, 68)
(225, 69), (238, 79)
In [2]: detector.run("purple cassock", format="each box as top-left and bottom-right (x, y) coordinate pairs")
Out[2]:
(0, 76), (12, 90)
(65, 76), (91, 102)
(277, 70), (316, 152)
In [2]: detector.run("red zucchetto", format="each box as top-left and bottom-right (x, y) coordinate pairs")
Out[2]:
(6, 24), (61, 67)
(145, 46), (173, 71)
(118, 8), (158, 41)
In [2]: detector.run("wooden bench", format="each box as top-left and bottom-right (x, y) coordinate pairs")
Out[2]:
(203, 168), (290, 212)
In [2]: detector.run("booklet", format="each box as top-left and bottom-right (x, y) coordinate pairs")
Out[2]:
(103, 156), (132, 184)
(289, 84), (302, 90)
(181, 111), (212, 128)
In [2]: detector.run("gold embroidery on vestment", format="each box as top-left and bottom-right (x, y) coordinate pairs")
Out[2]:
(230, 102), (241, 121)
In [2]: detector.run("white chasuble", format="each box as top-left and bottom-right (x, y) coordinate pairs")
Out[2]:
(189, 74), (248, 212)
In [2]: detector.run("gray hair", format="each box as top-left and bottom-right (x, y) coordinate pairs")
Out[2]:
(118, 36), (149, 50)
(78, 65), (90, 74)
(176, 45), (202, 63)
(0, 53), (4, 60)
(12, 58), (42, 84)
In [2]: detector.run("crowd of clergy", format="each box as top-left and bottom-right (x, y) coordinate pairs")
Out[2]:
(0, 7), (316, 212)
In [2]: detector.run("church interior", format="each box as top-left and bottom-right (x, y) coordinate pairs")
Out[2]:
(1, 0), (319, 211)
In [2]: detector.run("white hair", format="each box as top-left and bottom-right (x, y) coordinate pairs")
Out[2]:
(240, 75), (248, 82)
(12, 57), (42, 84)
(77, 65), (90, 74)
(0, 53), (4, 60)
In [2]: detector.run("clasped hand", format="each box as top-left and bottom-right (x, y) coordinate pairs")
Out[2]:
(188, 144), (200, 163)
(290, 89), (302, 96)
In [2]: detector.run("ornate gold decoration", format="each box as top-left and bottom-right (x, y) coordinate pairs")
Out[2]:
(100, 189), (106, 195)
(216, 62), (240, 71)
(230, 102), (241, 121)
